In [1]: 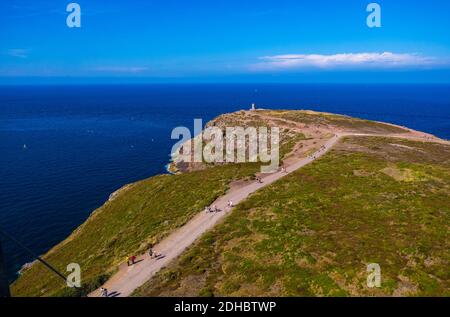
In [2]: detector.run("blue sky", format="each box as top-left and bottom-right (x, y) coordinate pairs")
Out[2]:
(1, 0), (450, 83)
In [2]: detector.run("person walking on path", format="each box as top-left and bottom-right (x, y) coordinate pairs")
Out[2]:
(148, 245), (161, 259)
(100, 287), (108, 297)
(148, 245), (154, 258)
(127, 255), (137, 266)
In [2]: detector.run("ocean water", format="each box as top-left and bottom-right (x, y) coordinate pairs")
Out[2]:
(0, 84), (449, 281)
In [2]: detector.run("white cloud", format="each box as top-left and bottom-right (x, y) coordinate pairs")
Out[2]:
(94, 66), (149, 73)
(7, 48), (28, 58)
(250, 52), (441, 71)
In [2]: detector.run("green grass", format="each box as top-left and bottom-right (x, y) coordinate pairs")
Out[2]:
(171, 111), (303, 173)
(12, 110), (308, 297)
(12, 107), (449, 297)
(11, 163), (260, 297)
(279, 132), (306, 162)
(134, 137), (450, 297)
(261, 110), (409, 134)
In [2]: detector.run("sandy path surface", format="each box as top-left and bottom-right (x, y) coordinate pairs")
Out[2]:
(89, 132), (448, 297)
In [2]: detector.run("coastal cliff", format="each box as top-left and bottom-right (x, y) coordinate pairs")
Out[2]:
(12, 110), (450, 297)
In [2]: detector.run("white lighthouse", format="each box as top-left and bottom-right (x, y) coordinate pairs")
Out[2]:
(250, 103), (256, 111)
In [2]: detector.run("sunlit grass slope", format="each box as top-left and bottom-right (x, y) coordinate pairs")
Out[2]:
(134, 137), (450, 297)
(12, 163), (259, 296)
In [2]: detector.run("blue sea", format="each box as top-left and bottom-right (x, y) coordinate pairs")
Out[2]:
(1, 84), (449, 281)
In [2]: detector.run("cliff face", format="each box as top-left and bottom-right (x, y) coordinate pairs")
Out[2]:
(11, 110), (449, 297)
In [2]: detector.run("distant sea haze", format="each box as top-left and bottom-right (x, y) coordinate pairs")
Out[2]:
(0, 83), (449, 281)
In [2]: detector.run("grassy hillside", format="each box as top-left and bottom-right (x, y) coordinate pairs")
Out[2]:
(12, 110), (448, 297)
(12, 109), (310, 297)
(134, 137), (450, 296)
(11, 163), (260, 296)
(260, 110), (410, 134)
(170, 110), (307, 173)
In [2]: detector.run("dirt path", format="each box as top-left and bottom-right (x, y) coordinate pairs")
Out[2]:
(89, 132), (448, 297)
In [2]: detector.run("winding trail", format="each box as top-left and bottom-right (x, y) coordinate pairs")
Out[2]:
(89, 132), (448, 297)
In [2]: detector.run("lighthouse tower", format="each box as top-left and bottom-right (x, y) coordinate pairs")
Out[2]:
(250, 103), (256, 111)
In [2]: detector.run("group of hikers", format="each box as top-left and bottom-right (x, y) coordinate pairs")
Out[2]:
(308, 143), (329, 160)
(203, 167), (292, 216)
(124, 245), (162, 268)
(205, 205), (220, 213)
(204, 199), (235, 214)
(147, 244), (161, 259)
(99, 245), (162, 296)
(100, 287), (108, 297)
